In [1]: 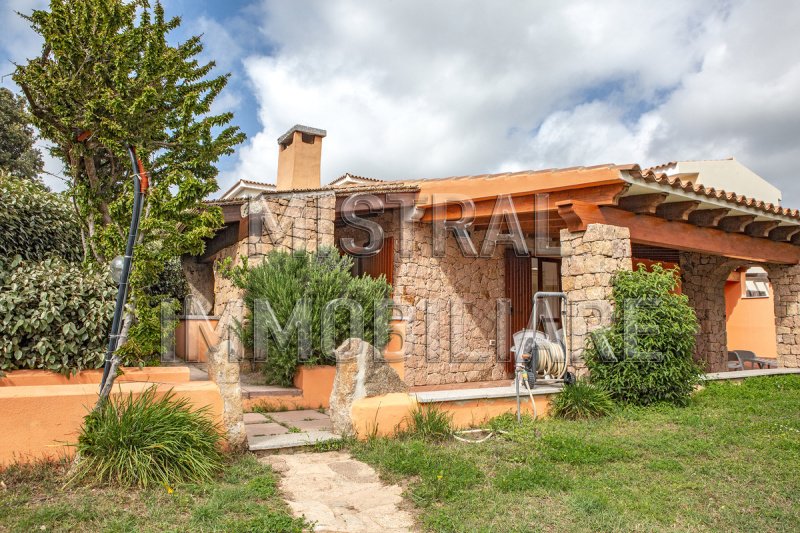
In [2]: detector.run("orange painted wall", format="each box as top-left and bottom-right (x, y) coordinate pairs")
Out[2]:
(0, 381), (223, 466)
(175, 318), (219, 363)
(349, 392), (556, 438)
(242, 365), (337, 411)
(0, 366), (190, 387)
(725, 273), (777, 359)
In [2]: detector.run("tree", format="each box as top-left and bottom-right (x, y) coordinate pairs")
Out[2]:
(0, 88), (44, 182)
(13, 0), (245, 360)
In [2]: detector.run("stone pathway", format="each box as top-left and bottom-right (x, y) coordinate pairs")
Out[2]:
(246, 409), (340, 451)
(261, 451), (416, 532)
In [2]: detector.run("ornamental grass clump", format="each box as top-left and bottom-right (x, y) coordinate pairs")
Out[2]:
(69, 386), (224, 488)
(550, 380), (615, 420)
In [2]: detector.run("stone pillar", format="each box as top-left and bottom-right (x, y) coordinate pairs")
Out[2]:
(560, 224), (632, 374)
(765, 263), (800, 368)
(678, 252), (740, 372)
(206, 296), (247, 450)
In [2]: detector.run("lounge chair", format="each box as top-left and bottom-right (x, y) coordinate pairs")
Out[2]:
(727, 351), (744, 371)
(732, 350), (778, 369)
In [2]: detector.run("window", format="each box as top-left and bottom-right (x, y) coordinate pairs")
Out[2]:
(743, 269), (770, 298)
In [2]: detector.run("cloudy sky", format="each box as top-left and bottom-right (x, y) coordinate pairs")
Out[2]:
(3, 1), (800, 205)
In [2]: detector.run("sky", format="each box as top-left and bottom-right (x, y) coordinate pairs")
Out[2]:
(2, 1), (800, 206)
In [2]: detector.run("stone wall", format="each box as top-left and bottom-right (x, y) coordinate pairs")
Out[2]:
(336, 212), (508, 386)
(678, 252), (740, 372)
(182, 256), (215, 315)
(765, 263), (800, 368)
(560, 224), (632, 374)
(395, 226), (507, 386)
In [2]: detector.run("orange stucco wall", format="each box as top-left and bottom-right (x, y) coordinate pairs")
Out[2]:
(0, 366), (190, 387)
(175, 318), (219, 363)
(0, 380), (223, 466)
(349, 392), (556, 438)
(725, 274), (778, 359)
(242, 365), (337, 411)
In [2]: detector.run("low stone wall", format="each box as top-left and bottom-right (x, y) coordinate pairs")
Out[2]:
(0, 380), (223, 466)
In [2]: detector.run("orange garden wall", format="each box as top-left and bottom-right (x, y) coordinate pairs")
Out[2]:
(242, 365), (337, 411)
(0, 369), (223, 466)
(725, 273), (778, 359)
(175, 317), (219, 363)
(349, 392), (556, 438)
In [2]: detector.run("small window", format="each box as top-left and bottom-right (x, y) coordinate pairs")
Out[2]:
(744, 279), (769, 298)
(301, 132), (315, 144)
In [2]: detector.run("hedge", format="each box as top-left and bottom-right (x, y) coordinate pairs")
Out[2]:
(0, 255), (115, 374)
(0, 171), (83, 262)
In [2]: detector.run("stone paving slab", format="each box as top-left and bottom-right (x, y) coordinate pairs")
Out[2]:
(243, 412), (269, 424)
(269, 409), (329, 424)
(262, 451), (415, 532)
(249, 430), (340, 451)
(246, 422), (289, 438)
(289, 418), (333, 432)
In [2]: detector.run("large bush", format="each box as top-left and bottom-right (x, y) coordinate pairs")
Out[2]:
(585, 264), (702, 406)
(70, 386), (223, 488)
(0, 171), (83, 261)
(0, 255), (115, 374)
(231, 248), (393, 386)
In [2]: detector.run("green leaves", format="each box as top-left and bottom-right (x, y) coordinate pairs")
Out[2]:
(0, 172), (83, 262)
(12, 0), (242, 357)
(0, 256), (115, 374)
(234, 248), (394, 386)
(586, 264), (703, 406)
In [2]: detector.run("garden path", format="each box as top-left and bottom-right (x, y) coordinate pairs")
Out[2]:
(261, 451), (416, 532)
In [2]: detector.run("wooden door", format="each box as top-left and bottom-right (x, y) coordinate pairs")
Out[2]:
(361, 236), (394, 285)
(504, 249), (532, 372)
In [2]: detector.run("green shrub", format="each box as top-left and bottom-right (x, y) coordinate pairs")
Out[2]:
(585, 264), (702, 406)
(404, 404), (453, 441)
(0, 171), (82, 262)
(69, 386), (223, 488)
(550, 380), (615, 420)
(0, 255), (115, 374)
(231, 247), (392, 386)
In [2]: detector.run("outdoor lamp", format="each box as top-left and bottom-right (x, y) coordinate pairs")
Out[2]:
(110, 255), (125, 285)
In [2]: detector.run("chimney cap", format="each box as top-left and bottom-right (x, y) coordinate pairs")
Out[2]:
(277, 124), (327, 147)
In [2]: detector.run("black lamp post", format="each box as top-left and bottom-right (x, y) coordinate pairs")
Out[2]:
(98, 145), (148, 393)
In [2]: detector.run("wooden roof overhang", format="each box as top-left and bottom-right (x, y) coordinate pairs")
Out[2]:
(407, 166), (800, 265)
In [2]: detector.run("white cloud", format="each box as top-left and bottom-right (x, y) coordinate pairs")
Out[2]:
(229, 0), (800, 205)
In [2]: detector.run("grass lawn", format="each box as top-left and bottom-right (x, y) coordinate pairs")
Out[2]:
(0, 454), (307, 533)
(349, 375), (800, 532)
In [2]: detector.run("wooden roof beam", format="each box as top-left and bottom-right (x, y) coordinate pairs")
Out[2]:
(719, 215), (757, 233)
(556, 200), (800, 264)
(769, 225), (800, 242)
(616, 193), (668, 215)
(745, 220), (780, 238)
(688, 208), (730, 227)
(655, 200), (701, 221)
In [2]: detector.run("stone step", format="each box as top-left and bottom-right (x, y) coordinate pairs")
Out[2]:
(249, 430), (340, 452)
(241, 384), (302, 399)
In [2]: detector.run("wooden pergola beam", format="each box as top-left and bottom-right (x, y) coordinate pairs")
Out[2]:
(718, 215), (757, 233)
(745, 220), (780, 238)
(688, 208), (730, 227)
(655, 200), (701, 221)
(556, 200), (800, 264)
(616, 193), (668, 215)
(769, 225), (800, 242)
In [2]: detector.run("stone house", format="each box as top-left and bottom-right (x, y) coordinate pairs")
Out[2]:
(187, 125), (800, 398)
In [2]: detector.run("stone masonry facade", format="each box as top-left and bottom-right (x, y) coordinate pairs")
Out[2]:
(764, 263), (800, 368)
(560, 224), (632, 375)
(334, 210), (507, 386)
(678, 252), (740, 372)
